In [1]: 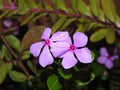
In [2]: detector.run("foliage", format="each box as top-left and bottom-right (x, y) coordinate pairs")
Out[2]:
(0, 0), (120, 90)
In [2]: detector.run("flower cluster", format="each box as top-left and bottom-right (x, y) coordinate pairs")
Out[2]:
(97, 47), (118, 69)
(30, 28), (92, 69)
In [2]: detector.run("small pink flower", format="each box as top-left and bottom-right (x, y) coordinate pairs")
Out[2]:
(97, 47), (118, 69)
(30, 28), (69, 67)
(10, 2), (16, 10)
(51, 32), (92, 69)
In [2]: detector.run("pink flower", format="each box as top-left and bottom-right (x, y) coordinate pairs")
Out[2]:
(51, 32), (92, 69)
(10, 2), (16, 10)
(97, 47), (118, 69)
(30, 28), (69, 67)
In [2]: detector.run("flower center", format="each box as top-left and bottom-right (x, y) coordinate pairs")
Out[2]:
(70, 45), (76, 51)
(107, 56), (111, 60)
(45, 39), (50, 45)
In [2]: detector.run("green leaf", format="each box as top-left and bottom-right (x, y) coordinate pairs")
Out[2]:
(116, 15), (120, 28)
(30, 13), (46, 23)
(106, 29), (115, 44)
(0, 50), (3, 60)
(9, 70), (27, 82)
(21, 26), (45, 50)
(91, 51), (95, 61)
(2, 45), (12, 60)
(52, 0), (68, 12)
(0, 64), (7, 84)
(17, 0), (29, 15)
(70, 0), (77, 12)
(98, 9), (105, 21)
(58, 68), (72, 79)
(22, 51), (30, 60)
(90, 0), (100, 17)
(91, 63), (105, 77)
(47, 74), (62, 90)
(76, 0), (91, 16)
(0, 0), (3, 10)
(0, 10), (10, 18)
(5, 63), (13, 73)
(52, 16), (67, 33)
(44, 3), (53, 10)
(27, 60), (37, 74)
(25, 0), (37, 8)
(5, 35), (21, 52)
(21, 13), (36, 26)
(101, 0), (117, 22)
(76, 73), (95, 86)
(90, 28), (109, 42)
(61, 18), (76, 30)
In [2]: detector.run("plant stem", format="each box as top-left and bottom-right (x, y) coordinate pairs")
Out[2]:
(3, 5), (120, 30)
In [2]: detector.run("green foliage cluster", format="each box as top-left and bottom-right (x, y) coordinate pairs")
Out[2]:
(0, 0), (120, 90)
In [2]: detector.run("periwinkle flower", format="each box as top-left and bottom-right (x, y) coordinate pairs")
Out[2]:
(30, 28), (69, 67)
(51, 32), (92, 69)
(97, 47), (118, 69)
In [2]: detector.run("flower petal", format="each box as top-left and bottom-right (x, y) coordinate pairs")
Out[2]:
(50, 42), (70, 48)
(75, 47), (92, 63)
(111, 55), (118, 61)
(3, 20), (12, 27)
(50, 31), (69, 41)
(73, 32), (88, 47)
(105, 61), (113, 69)
(61, 51), (77, 69)
(97, 56), (107, 64)
(100, 47), (108, 56)
(50, 42), (70, 57)
(41, 28), (51, 40)
(51, 47), (69, 57)
(30, 42), (44, 57)
(39, 46), (53, 67)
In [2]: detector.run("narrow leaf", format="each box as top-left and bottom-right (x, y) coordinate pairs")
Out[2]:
(61, 18), (76, 30)
(90, 28), (109, 42)
(0, 0), (3, 10)
(70, 0), (77, 12)
(106, 29), (115, 44)
(52, 0), (68, 12)
(90, 0), (100, 17)
(47, 74), (62, 90)
(17, 0), (29, 15)
(76, 0), (91, 16)
(0, 10), (10, 18)
(101, 0), (117, 22)
(52, 16), (67, 33)
(21, 13), (36, 26)
(25, 0), (37, 8)
(9, 70), (27, 82)
(30, 13), (46, 23)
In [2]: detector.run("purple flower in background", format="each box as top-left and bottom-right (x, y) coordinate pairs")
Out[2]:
(3, 19), (19, 35)
(30, 28), (69, 67)
(10, 2), (16, 10)
(51, 32), (92, 69)
(97, 47), (118, 69)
